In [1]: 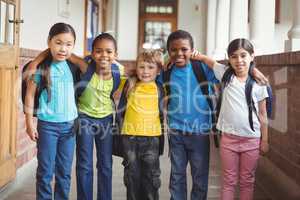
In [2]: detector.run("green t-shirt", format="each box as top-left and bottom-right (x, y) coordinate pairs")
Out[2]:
(78, 73), (114, 118)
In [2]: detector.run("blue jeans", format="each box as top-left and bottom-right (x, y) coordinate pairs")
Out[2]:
(76, 114), (113, 200)
(36, 120), (75, 200)
(168, 129), (210, 200)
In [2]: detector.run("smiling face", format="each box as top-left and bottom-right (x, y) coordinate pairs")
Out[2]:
(168, 39), (193, 67)
(136, 61), (160, 83)
(229, 48), (254, 76)
(92, 39), (117, 71)
(48, 32), (75, 62)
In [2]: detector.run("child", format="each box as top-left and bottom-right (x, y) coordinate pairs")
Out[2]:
(25, 22), (79, 200)
(75, 33), (124, 200)
(118, 49), (164, 200)
(213, 38), (269, 200)
(162, 30), (219, 200)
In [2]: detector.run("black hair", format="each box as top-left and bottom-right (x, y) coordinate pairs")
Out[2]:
(92, 32), (117, 52)
(48, 22), (76, 42)
(227, 38), (255, 76)
(227, 38), (254, 57)
(166, 29), (194, 51)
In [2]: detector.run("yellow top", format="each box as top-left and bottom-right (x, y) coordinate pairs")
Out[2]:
(122, 82), (161, 136)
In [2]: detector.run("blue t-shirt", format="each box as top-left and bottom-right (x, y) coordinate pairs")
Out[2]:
(165, 61), (218, 134)
(34, 60), (78, 122)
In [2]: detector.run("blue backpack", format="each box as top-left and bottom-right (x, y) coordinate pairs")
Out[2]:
(218, 67), (273, 132)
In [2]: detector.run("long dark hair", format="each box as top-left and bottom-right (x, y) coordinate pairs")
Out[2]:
(42, 22), (76, 102)
(226, 38), (255, 75)
(227, 38), (254, 57)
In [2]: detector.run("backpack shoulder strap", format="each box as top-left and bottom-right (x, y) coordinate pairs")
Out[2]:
(162, 62), (173, 96)
(116, 80), (129, 123)
(76, 63), (95, 99)
(245, 76), (256, 131)
(156, 81), (165, 123)
(111, 63), (121, 98)
(191, 60), (209, 96)
(266, 85), (273, 118)
(66, 60), (81, 84)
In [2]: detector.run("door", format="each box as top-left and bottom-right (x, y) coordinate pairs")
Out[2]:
(139, 0), (178, 52)
(0, 0), (20, 188)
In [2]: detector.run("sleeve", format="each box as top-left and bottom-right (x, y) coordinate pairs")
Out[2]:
(253, 84), (269, 103)
(202, 63), (220, 84)
(32, 69), (42, 85)
(212, 63), (227, 81)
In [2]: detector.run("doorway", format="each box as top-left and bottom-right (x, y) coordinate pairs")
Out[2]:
(0, 0), (20, 188)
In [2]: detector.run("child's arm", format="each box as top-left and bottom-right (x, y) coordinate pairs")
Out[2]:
(24, 78), (38, 142)
(68, 54), (88, 73)
(25, 49), (49, 81)
(191, 50), (268, 85)
(258, 99), (269, 154)
(251, 68), (269, 85)
(191, 50), (218, 68)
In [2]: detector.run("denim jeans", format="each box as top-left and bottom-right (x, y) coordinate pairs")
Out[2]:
(76, 114), (113, 200)
(122, 136), (161, 200)
(168, 129), (210, 200)
(36, 119), (75, 200)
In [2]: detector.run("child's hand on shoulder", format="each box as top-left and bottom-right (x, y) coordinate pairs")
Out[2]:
(191, 50), (205, 61)
(260, 140), (269, 155)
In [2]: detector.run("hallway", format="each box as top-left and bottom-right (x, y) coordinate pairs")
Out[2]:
(0, 137), (271, 200)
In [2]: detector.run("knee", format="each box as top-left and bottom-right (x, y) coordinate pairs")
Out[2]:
(222, 173), (238, 187)
(147, 168), (161, 189)
(239, 173), (255, 188)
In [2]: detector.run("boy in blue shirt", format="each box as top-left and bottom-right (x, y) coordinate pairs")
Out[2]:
(163, 30), (218, 200)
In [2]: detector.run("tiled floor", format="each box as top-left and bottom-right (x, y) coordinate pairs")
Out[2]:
(0, 137), (271, 200)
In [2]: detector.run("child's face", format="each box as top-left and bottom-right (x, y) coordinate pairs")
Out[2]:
(229, 48), (254, 75)
(168, 39), (193, 67)
(92, 39), (117, 71)
(136, 61), (159, 83)
(48, 33), (75, 62)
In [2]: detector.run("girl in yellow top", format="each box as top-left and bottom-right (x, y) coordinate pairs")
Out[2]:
(118, 49), (165, 200)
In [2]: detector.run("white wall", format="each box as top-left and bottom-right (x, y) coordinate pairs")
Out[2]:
(178, 0), (207, 53)
(20, 0), (85, 55)
(273, 0), (293, 54)
(116, 0), (139, 60)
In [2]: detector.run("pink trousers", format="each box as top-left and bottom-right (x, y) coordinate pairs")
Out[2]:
(220, 133), (260, 200)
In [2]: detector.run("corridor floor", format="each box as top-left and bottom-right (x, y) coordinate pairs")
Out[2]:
(0, 137), (272, 200)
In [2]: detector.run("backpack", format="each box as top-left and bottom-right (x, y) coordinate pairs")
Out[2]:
(21, 57), (80, 116)
(112, 79), (165, 157)
(218, 67), (273, 132)
(162, 60), (220, 147)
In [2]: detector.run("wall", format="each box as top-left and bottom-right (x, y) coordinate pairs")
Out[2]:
(20, 0), (85, 55)
(254, 51), (300, 199)
(116, 0), (139, 60)
(273, 0), (293, 54)
(178, 0), (207, 53)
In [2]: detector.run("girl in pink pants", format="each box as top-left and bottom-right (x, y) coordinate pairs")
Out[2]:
(212, 38), (270, 200)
